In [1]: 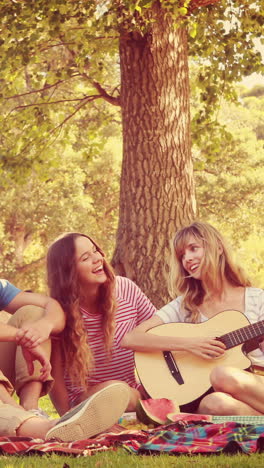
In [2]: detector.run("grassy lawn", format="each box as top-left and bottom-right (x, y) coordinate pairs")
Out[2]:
(0, 451), (264, 468)
(1, 396), (262, 467)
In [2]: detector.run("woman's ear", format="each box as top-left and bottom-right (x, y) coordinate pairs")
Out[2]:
(218, 242), (223, 255)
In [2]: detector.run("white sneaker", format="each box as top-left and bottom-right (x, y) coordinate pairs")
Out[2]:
(28, 408), (50, 419)
(46, 382), (130, 442)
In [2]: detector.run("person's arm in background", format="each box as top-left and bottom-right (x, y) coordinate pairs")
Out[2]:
(0, 320), (51, 379)
(5, 291), (66, 347)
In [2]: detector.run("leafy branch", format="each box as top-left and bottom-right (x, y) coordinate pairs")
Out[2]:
(9, 96), (101, 113)
(91, 80), (121, 106)
(48, 95), (100, 135)
(4, 79), (73, 100)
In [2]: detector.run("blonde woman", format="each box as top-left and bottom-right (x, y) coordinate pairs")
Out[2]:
(122, 222), (264, 415)
(46, 232), (156, 416)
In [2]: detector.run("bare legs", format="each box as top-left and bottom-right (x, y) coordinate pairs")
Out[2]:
(1, 382), (131, 441)
(0, 382), (54, 438)
(17, 417), (54, 439)
(198, 366), (264, 415)
(19, 381), (43, 411)
(0, 383), (21, 408)
(0, 306), (52, 411)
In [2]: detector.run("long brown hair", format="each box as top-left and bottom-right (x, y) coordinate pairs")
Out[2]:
(169, 222), (251, 322)
(47, 232), (116, 387)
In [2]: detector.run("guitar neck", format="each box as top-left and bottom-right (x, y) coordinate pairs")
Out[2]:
(219, 319), (264, 349)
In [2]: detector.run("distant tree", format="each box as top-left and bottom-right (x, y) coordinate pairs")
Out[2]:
(241, 84), (264, 98)
(0, 146), (120, 291)
(195, 86), (264, 285)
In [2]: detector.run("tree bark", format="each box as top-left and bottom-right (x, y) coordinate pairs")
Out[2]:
(112, 4), (196, 308)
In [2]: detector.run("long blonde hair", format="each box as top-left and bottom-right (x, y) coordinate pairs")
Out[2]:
(47, 232), (116, 387)
(169, 222), (251, 322)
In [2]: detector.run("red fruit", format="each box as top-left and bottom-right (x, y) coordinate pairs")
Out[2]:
(167, 412), (212, 423)
(136, 398), (180, 426)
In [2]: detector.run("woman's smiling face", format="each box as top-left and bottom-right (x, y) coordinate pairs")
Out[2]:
(181, 235), (205, 279)
(75, 236), (107, 287)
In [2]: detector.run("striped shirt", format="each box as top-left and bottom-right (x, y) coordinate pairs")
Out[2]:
(65, 276), (156, 406)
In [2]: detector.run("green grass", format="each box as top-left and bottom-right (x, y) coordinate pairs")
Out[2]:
(38, 393), (59, 419)
(2, 396), (262, 467)
(0, 452), (264, 468)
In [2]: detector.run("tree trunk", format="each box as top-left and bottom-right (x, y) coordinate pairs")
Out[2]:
(112, 5), (196, 308)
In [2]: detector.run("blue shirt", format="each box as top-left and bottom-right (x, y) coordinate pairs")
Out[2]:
(0, 279), (21, 310)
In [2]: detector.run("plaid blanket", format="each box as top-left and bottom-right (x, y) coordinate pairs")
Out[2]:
(0, 436), (111, 456)
(118, 421), (264, 454)
(0, 417), (264, 456)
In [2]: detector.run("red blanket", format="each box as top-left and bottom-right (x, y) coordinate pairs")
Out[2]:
(0, 435), (111, 456)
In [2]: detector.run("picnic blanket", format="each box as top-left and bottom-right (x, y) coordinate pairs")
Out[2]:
(0, 415), (264, 456)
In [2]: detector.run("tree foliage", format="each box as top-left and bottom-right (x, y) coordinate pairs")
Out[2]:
(0, 140), (121, 290)
(0, 0), (263, 296)
(0, 0), (263, 175)
(196, 87), (264, 287)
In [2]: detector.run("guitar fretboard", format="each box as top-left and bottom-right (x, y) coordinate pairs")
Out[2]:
(219, 319), (264, 349)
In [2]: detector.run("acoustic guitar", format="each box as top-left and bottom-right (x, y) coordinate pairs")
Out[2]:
(134, 310), (264, 406)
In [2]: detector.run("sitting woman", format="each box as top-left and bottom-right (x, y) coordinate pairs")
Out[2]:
(121, 221), (264, 415)
(0, 278), (66, 414)
(46, 232), (156, 415)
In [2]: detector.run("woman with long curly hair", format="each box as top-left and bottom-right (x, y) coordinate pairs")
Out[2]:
(46, 232), (156, 415)
(122, 221), (264, 415)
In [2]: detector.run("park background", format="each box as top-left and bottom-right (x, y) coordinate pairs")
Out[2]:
(0, 0), (263, 308)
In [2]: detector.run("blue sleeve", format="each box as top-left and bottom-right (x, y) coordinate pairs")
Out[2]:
(0, 279), (21, 310)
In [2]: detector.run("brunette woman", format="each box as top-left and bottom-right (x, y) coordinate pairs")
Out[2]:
(47, 232), (156, 415)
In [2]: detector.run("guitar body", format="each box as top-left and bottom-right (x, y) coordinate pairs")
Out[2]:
(135, 310), (251, 406)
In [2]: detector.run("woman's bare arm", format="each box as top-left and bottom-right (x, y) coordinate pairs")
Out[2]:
(121, 315), (226, 359)
(49, 339), (70, 416)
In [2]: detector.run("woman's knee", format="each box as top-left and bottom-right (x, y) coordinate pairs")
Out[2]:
(103, 381), (139, 410)
(0, 402), (34, 437)
(73, 380), (132, 409)
(100, 379), (127, 389)
(210, 366), (243, 395)
(198, 392), (233, 415)
(8, 306), (45, 328)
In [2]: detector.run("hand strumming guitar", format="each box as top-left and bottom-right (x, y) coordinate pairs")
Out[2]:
(186, 336), (226, 360)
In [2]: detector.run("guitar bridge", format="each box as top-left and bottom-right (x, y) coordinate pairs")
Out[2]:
(163, 351), (184, 385)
